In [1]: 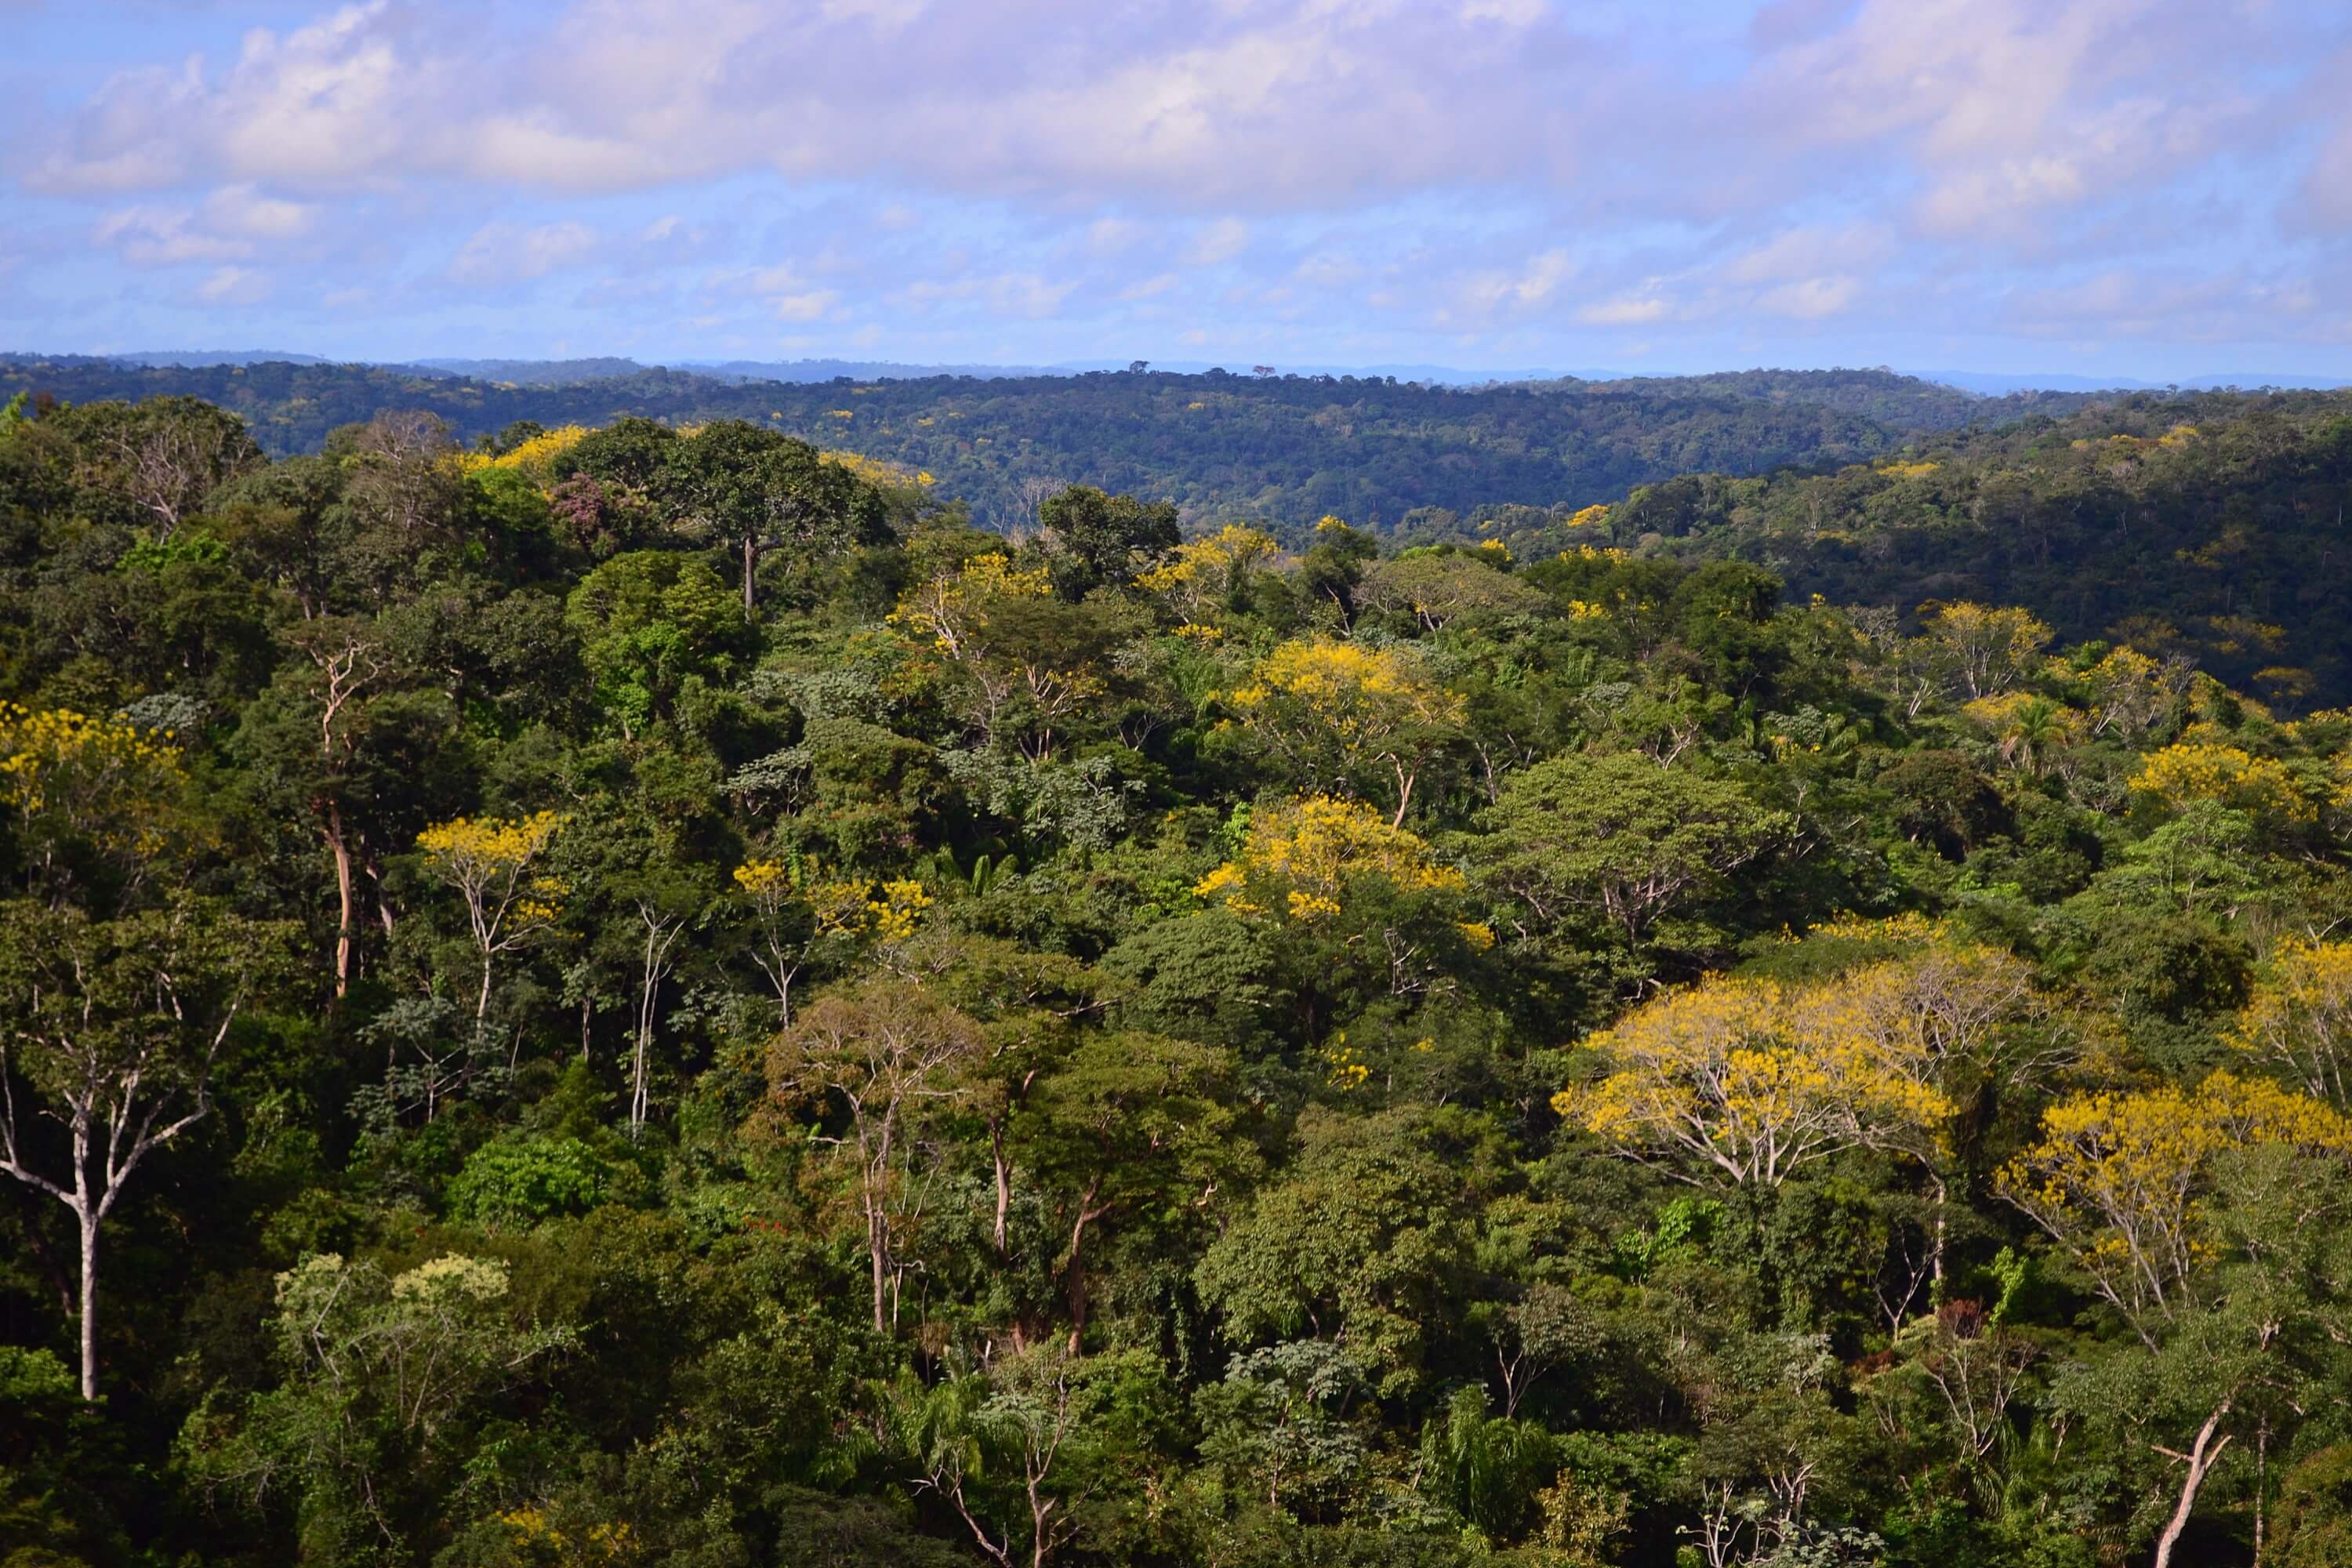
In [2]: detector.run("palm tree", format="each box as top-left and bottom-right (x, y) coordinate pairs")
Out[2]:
(1998, 697), (2071, 776)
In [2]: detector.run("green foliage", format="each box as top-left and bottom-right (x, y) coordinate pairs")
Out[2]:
(443, 1132), (628, 1229)
(1, 380), (2351, 1566)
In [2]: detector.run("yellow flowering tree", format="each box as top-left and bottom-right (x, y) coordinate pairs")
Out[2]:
(1893, 602), (2051, 713)
(1222, 638), (1466, 824)
(2080, 644), (2187, 739)
(1999, 1074), (2352, 1568)
(1962, 691), (2077, 775)
(734, 856), (858, 1025)
(1196, 795), (1484, 1007)
(415, 812), (568, 1018)
(892, 554), (1109, 757)
(1915, 602), (2054, 700)
(1552, 955), (2033, 1189)
(2129, 742), (2310, 823)
(2234, 940), (2352, 1104)
(459, 423), (592, 485)
(1194, 794), (1465, 924)
(1134, 524), (1284, 620)
(1999, 1071), (2352, 1337)
(0, 703), (189, 897)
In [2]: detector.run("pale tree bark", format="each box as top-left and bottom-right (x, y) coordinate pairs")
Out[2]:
(770, 988), (981, 1334)
(2152, 1400), (2232, 1568)
(630, 899), (688, 1136)
(0, 955), (244, 1399)
(297, 626), (381, 998)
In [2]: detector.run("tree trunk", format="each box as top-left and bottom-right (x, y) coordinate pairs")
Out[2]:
(742, 534), (758, 621)
(77, 1204), (100, 1402)
(323, 801), (354, 998)
(992, 1120), (1013, 1257)
(869, 1197), (890, 1334)
(2153, 1402), (2233, 1568)
(1061, 1181), (1108, 1354)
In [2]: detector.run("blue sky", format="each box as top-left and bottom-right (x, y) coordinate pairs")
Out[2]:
(5, 0), (2351, 379)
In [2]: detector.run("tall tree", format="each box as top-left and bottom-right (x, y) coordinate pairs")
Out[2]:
(769, 983), (985, 1332)
(0, 895), (290, 1398)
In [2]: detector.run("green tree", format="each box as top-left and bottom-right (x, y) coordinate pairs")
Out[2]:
(1472, 751), (1793, 957)
(0, 895), (292, 1398)
(180, 1251), (573, 1564)
(1017, 1030), (1255, 1348)
(1034, 485), (1179, 602)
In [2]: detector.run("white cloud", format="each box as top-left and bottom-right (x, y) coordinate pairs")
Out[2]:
(2294, 103), (2352, 231)
(195, 265), (272, 304)
(13, 0), (2352, 361)
(1755, 274), (1859, 319)
(1577, 289), (1671, 325)
(447, 220), (600, 285)
(1185, 219), (1250, 266)
(771, 289), (840, 321)
(93, 205), (249, 267)
(1721, 223), (1893, 285)
(204, 185), (315, 240)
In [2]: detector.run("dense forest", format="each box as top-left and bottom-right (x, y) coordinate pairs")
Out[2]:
(0, 358), (2082, 533)
(1398, 390), (2352, 711)
(7, 384), (2352, 1568)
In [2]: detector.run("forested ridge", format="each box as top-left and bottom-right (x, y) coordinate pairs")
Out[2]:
(0, 357), (2075, 533)
(9, 387), (2352, 1567)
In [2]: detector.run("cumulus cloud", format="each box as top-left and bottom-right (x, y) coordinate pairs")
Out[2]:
(447, 221), (601, 285)
(11, 0), (2352, 365)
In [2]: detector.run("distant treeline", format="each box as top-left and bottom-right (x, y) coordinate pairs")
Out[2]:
(0, 357), (2082, 532)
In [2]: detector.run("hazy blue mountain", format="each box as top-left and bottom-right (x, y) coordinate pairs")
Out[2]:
(406, 357), (652, 383)
(680, 358), (1058, 382)
(1923, 368), (2352, 395)
(92, 350), (332, 368)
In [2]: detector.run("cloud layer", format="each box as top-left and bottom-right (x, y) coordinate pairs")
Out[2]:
(6, 0), (2350, 375)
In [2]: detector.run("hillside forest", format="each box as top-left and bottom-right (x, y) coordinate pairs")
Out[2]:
(5, 384), (2352, 1568)
(0, 358), (2094, 533)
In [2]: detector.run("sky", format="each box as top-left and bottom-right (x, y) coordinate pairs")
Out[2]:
(5, 0), (2352, 380)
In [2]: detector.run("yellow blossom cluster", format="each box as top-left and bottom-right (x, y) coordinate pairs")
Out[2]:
(888, 554), (1052, 656)
(1565, 503), (1612, 529)
(1194, 795), (1465, 922)
(863, 878), (934, 943)
(1998, 1071), (2352, 1322)
(2077, 645), (2179, 739)
(1134, 524), (1283, 618)
(1321, 1033), (1372, 1091)
(734, 856), (869, 934)
(0, 702), (186, 853)
(821, 449), (933, 488)
(1879, 460), (1940, 479)
(1225, 639), (1464, 738)
(1555, 942), (2031, 1187)
(498, 1506), (637, 1564)
(2234, 939), (2352, 1104)
(2130, 742), (2311, 822)
(416, 812), (569, 929)
(459, 424), (591, 482)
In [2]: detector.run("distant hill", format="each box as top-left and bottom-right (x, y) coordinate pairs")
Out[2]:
(404, 357), (657, 385)
(0, 355), (2014, 531)
(1612, 388), (2352, 699)
(1925, 368), (2352, 396)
